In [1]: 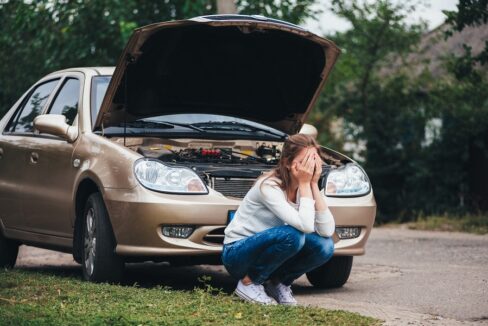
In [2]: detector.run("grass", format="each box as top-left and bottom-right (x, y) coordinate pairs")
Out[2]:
(405, 214), (488, 235)
(0, 269), (380, 326)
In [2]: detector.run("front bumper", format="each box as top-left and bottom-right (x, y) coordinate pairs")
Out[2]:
(103, 185), (376, 258)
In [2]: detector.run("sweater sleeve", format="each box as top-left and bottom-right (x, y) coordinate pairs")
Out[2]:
(313, 189), (336, 237)
(315, 207), (336, 237)
(259, 180), (316, 233)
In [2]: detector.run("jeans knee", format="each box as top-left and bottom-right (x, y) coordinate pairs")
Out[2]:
(311, 235), (334, 262)
(280, 226), (305, 253)
(320, 237), (335, 261)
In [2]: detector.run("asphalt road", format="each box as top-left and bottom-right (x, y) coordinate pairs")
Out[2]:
(14, 226), (488, 325)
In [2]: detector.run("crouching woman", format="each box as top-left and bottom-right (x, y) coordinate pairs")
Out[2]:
(222, 133), (335, 305)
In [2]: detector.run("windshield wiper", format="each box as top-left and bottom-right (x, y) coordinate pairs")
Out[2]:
(157, 121), (206, 133)
(122, 120), (207, 133)
(192, 121), (287, 139)
(119, 120), (175, 129)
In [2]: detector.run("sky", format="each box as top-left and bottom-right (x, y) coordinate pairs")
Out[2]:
(303, 0), (459, 35)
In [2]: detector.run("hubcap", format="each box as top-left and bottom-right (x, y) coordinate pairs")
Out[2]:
(84, 207), (96, 276)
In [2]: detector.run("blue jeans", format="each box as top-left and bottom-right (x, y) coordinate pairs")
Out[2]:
(221, 225), (335, 285)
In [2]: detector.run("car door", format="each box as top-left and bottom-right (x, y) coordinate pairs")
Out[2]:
(0, 78), (60, 231)
(18, 75), (83, 238)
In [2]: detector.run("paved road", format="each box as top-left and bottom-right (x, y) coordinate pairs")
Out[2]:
(15, 226), (488, 325)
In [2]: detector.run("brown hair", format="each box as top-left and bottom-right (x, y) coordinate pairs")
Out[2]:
(259, 133), (321, 194)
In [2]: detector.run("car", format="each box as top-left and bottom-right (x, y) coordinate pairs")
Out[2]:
(0, 14), (376, 287)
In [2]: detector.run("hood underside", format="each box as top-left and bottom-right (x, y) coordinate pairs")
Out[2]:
(95, 16), (340, 134)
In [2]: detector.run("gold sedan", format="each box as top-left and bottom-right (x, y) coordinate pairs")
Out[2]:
(0, 15), (376, 287)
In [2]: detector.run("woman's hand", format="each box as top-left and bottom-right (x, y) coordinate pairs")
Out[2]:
(311, 152), (323, 184)
(291, 148), (316, 185)
(310, 152), (328, 213)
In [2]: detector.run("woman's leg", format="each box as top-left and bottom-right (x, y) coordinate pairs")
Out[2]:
(268, 232), (335, 286)
(222, 225), (305, 284)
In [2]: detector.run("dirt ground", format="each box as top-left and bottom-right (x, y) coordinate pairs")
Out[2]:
(15, 225), (488, 326)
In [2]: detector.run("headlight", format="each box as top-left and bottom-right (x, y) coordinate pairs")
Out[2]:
(325, 163), (371, 197)
(134, 159), (208, 194)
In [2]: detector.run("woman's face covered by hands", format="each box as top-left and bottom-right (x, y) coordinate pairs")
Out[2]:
(289, 147), (323, 184)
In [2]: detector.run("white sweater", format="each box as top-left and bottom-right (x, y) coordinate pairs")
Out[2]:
(223, 175), (336, 244)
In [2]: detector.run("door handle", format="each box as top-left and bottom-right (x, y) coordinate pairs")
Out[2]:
(30, 152), (39, 164)
(0, 148), (3, 159)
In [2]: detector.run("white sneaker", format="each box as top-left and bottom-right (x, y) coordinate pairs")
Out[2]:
(264, 281), (298, 305)
(234, 280), (277, 305)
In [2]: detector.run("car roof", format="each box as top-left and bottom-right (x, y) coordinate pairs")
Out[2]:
(45, 67), (115, 77)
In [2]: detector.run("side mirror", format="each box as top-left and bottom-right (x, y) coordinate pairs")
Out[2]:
(299, 123), (318, 139)
(34, 114), (78, 143)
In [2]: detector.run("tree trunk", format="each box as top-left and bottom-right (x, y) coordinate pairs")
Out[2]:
(217, 0), (237, 14)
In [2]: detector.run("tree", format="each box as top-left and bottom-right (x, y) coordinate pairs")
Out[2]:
(444, 0), (488, 80)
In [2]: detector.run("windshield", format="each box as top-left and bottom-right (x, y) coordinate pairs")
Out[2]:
(145, 114), (286, 137)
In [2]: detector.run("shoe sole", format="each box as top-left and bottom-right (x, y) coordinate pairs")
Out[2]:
(234, 288), (277, 305)
(264, 286), (297, 306)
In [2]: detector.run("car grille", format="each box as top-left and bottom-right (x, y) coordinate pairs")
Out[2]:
(203, 227), (226, 245)
(211, 177), (255, 198)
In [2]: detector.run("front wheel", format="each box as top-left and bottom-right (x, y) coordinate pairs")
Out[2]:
(82, 193), (124, 283)
(0, 232), (19, 269)
(306, 256), (353, 289)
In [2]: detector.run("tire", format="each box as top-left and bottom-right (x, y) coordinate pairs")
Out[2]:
(81, 192), (124, 283)
(0, 232), (19, 269)
(306, 256), (353, 289)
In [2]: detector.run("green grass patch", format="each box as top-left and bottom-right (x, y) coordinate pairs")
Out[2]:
(0, 269), (380, 326)
(406, 214), (488, 235)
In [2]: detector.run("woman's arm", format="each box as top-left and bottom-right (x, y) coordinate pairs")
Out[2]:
(311, 183), (327, 212)
(311, 183), (335, 237)
(260, 181), (316, 233)
(311, 153), (336, 237)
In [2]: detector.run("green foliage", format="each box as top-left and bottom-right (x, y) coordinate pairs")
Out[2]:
(443, 0), (488, 79)
(407, 214), (488, 234)
(0, 0), (216, 116)
(444, 0), (488, 32)
(0, 269), (380, 325)
(423, 74), (488, 215)
(312, 0), (427, 150)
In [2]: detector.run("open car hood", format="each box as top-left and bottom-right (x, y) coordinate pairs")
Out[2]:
(94, 15), (341, 135)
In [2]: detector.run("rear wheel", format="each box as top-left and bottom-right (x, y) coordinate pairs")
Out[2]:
(306, 256), (353, 289)
(82, 193), (124, 283)
(0, 232), (19, 269)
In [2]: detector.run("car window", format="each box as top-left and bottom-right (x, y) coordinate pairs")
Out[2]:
(91, 76), (111, 127)
(48, 78), (80, 125)
(9, 79), (59, 133)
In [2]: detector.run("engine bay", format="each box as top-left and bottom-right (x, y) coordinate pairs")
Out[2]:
(111, 137), (283, 165)
(110, 136), (343, 196)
